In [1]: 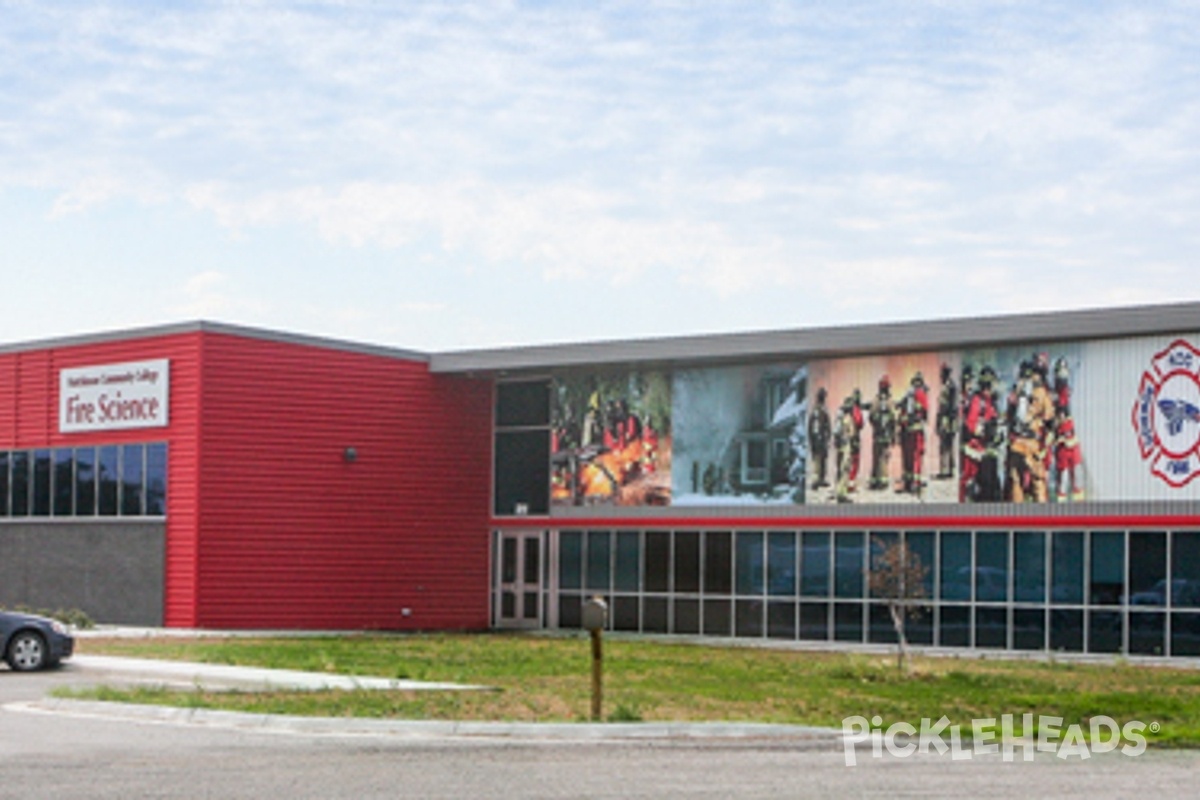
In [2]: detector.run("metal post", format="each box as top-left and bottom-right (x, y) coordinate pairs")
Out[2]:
(590, 627), (603, 722)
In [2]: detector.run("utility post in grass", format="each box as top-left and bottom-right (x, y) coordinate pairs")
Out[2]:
(581, 596), (608, 721)
(867, 537), (929, 674)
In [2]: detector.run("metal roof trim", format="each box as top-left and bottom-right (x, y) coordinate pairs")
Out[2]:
(0, 320), (431, 363)
(429, 301), (1200, 374)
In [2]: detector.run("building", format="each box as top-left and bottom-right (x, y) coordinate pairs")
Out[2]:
(3, 303), (1200, 657)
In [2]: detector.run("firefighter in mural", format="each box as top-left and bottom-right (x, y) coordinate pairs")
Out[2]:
(1052, 357), (1084, 501)
(834, 390), (864, 503)
(961, 365), (1002, 502)
(1006, 355), (1056, 503)
(936, 363), (958, 480)
(581, 391), (602, 448)
(808, 387), (832, 489)
(867, 376), (897, 490)
(897, 372), (929, 494)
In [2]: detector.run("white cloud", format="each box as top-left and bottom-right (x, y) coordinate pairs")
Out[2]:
(171, 271), (269, 320)
(1, 1), (1199, 347)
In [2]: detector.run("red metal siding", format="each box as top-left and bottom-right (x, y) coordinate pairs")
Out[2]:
(194, 333), (492, 630)
(0, 333), (204, 627)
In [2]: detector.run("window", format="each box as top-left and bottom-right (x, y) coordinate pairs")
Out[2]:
(1172, 532), (1200, 609)
(1052, 532), (1084, 604)
(736, 532), (765, 595)
(494, 380), (550, 516)
(1129, 532), (1166, 608)
(53, 449), (74, 516)
(703, 532), (732, 595)
(940, 532), (971, 601)
(98, 445), (119, 516)
(559, 531), (582, 590)
(801, 532), (830, 597)
(10, 452), (29, 516)
(494, 431), (550, 516)
(975, 532), (1009, 603)
(767, 532), (797, 596)
(835, 532), (864, 598)
(0, 442), (166, 518)
(121, 444), (144, 515)
(614, 532), (640, 592)
(75, 447), (96, 516)
(32, 450), (51, 516)
(1090, 532), (1124, 605)
(496, 380), (550, 428)
(146, 443), (167, 515)
(586, 531), (611, 591)
(1014, 532), (1046, 603)
(0, 452), (8, 516)
(739, 438), (768, 485)
(674, 533), (701, 594)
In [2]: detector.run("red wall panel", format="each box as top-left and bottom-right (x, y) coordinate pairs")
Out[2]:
(0, 332), (204, 627)
(0, 326), (493, 630)
(193, 333), (493, 630)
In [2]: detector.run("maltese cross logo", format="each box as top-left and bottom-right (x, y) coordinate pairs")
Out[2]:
(1133, 340), (1200, 487)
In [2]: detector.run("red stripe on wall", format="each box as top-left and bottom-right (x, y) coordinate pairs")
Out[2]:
(491, 514), (1200, 530)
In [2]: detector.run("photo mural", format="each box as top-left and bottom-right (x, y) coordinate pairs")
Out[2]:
(550, 370), (672, 507)
(670, 364), (807, 505)
(540, 332), (1200, 510)
(805, 351), (959, 505)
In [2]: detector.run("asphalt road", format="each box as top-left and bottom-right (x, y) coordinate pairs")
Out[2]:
(3, 661), (1200, 799)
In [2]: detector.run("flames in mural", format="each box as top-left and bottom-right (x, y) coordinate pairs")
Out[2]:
(551, 376), (672, 507)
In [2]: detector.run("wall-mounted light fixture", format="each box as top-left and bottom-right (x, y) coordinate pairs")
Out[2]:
(343, 447), (358, 463)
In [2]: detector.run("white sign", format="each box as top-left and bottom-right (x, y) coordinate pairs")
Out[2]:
(59, 359), (170, 433)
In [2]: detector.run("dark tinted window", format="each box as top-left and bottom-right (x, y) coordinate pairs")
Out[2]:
(32, 449), (51, 516)
(1014, 532), (1045, 603)
(1090, 532), (1124, 605)
(559, 531), (582, 590)
(1172, 532), (1200, 609)
(940, 532), (970, 601)
(121, 444), (144, 515)
(75, 447), (96, 516)
(645, 533), (670, 593)
(1052, 532), (1084, 604)
(801, 532), (830, 597)
(496, 381), (550, 428)
(586, 531), (610, 591)
(674, 533), (700, 593)
(493, 430), (549, 515)
(98, 445), (119, 516)
(146, 444), (167, 515)
(11, 451), (29, 516)
(615, 531), (640, 592)
(1129, 532), (1166, 607)
(703, 532), (732, 595)
(0, 452), (8, 516)
(53, 449), (74, 516)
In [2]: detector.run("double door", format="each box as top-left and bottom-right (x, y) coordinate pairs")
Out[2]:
(495, 531), (544, 628)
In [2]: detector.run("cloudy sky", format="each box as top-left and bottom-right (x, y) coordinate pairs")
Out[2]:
(2, 1), (1198, 352)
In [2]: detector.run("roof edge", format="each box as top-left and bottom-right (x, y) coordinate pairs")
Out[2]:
(429, 301), (1200, 374)
(0, 320), (431, 363)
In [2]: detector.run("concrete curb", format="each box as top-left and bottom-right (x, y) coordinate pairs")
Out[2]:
(10, 697), (843, 744)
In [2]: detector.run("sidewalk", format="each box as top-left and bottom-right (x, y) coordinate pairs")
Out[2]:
(30, 635), (843, 743)
(66, 654), (489, 692)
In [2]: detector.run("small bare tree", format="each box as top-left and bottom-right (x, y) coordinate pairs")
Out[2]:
(867, 536), (930, 673)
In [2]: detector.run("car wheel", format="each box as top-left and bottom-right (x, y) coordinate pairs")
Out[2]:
(6, 631), (48, 672)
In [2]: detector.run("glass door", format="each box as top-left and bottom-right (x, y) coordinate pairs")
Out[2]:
(495, 530), (543, 628)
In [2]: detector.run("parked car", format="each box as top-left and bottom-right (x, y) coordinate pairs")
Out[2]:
(1, 610), (75, 671)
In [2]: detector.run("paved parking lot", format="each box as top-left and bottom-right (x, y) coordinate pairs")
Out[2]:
(3, 660), (1200, 799)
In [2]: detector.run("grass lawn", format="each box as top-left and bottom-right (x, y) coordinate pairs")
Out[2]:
(65, 633), (1200, 746)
